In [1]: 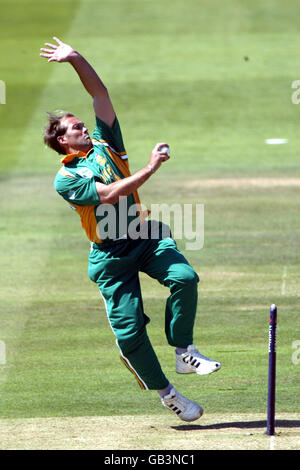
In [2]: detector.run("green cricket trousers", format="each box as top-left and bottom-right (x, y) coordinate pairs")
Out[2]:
(88, 223), (199, 390)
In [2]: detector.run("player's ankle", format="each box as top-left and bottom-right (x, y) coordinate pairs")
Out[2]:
(157, 383), (173, 398)
(175, 347), (188, 355)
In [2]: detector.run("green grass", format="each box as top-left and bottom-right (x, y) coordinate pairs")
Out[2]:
(0, 0), (300, 422)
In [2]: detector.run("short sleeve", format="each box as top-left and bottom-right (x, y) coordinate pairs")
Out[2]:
(54, 172), (100, 206)
(92, 116), (126, 153)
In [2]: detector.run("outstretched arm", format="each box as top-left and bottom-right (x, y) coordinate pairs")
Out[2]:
(40, 37), (116, 127)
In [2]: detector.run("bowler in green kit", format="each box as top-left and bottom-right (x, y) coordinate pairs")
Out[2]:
(41, 37), (221, 422)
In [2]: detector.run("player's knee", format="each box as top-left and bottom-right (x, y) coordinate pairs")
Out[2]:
(117, 326), (148, 356)
(178, 265), (199, 286)
(168, 265), (199, 295)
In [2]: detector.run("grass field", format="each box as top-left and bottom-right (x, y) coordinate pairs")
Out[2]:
(1, 0), (300, 451)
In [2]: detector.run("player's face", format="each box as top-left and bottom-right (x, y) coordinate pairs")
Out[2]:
(61, 116), (92, 152)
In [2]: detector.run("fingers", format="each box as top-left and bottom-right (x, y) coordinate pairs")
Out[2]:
(53, 36), (63, 45)
(44, 42), (57, 49)
(157, 143), (170, 158)
(151, 143), (170, 168)
(158, 143), (169, 151)
(40, 37), (63, 56)
(40, 52), (57, 63)
(153, 143), (169, 153)
(40, 43), (56, 60)
(40, 38), (64, 62)
(159, 146), (170, 156)
(40, 48), (54, 54)
(160, 154), (170, 162)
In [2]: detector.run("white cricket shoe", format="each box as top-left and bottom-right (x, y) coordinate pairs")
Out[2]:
(161, 387), (203, 422)
(176, 344), (221, 375)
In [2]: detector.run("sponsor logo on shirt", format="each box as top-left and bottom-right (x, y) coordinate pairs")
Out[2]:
(76, 167), (94, 179)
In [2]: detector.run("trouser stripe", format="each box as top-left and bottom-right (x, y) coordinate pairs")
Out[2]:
(120, 354), (148, 390)
(99, 289), (149, 390)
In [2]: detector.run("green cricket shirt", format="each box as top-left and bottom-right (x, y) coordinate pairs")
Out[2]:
(54, 116), (145, 244)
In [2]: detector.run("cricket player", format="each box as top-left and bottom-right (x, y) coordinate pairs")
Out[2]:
(40, 37), (221, 422)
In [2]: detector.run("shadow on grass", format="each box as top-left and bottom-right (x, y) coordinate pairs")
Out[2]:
(172, 420), (300, 431)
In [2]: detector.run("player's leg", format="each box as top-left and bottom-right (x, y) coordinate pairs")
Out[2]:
(140, 232), (221, 375)
(88, 242), (169, 391)
(140, 235), (198, 347)
(89, 240), (204, 421)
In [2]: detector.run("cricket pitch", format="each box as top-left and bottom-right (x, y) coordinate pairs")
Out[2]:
(0, 413), (299, 450)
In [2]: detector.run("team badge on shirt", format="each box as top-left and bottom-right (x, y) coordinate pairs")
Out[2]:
(95, 154), (107, 166)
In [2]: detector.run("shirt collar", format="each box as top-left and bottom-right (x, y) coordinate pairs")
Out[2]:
(60, 150), (87, 164)
(61, 146), (94, 164)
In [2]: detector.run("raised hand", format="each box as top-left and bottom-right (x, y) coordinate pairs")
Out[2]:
(40, 37), (75, 63)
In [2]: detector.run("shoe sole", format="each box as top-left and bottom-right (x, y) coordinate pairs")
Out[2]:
(176, 364), (221, 375)
(178, 411), (203, 423)
(179, 409), (204, 422)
